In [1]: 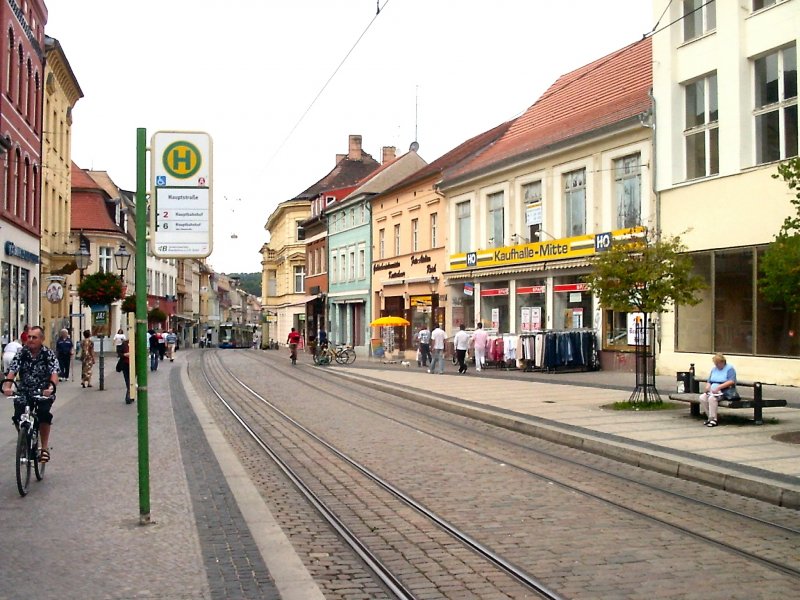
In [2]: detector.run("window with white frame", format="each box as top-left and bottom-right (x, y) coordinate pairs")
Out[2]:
(99, 246), (112, 273)
(752, 0), (777, 11)
(340, 252), (346, 281)
(350, 208), (355, 227)
(360, 204), (365, 224)
(349, 250), (355, 280)
(379, 228), (385, 259)
(684, 73), (719, 179)
(487, 191), (504, 248)
(162, 274), (168, 297)
(614, 154), (642, 229)
(394, 224), (401, 256)
(411, 218), (419, 252)
(754, 45), (798, 164)
(331, 255), (337, 284)
(358, 248), (365, 279)
(564, 169), (586, 237)
(309, 249), (315, 274)
(683, 0), (715, 42)
(295, 220), (304, 241)
(293, 265), (304, 293)
(456, 201), (471, 253)
(430, 212), (438, 247)
(267, 271), (277, 296)
(522, 180), (542, 241)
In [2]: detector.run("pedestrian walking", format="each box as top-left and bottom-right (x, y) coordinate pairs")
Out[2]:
(472, 322), (489, 372)
(417, 325), (431, 367)
(157, 330), (166, 360)
(55, 328), (74, 381)
(80, 329), (95, 388)
(118, 339), (133, 404)
(454, 323), (470, 374)
(113, 328), (126, 357)
(166, 329), (178, 361)
(2, 338), (22, 374)
(148, 329), (160, 371)
(429, 323), (446, 374)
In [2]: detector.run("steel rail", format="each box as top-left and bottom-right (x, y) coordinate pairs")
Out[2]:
(202, 352), (565, 600)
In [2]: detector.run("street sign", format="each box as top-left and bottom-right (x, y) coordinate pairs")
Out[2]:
(151, 131), (213, 258)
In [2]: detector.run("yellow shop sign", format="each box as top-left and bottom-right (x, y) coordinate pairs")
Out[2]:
(448, 227), (644, 271)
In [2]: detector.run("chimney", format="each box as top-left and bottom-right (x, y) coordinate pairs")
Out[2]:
(382, 146), (397, 164)
(348, 134), (362, 161)
(335, 153), (346, 165)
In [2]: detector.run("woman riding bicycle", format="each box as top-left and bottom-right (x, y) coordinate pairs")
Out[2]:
(4, 326), (59, 463)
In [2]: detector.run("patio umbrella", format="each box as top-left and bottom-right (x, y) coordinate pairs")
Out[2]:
(369, 316), (410, 327)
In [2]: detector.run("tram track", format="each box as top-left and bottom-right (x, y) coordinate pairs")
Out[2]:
(199, 351), (564, 600)
(225, 349), (800, 583)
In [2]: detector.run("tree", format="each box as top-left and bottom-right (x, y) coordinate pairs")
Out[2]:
(584, 231), (705, 316)
(584, 230), (706, 403)
(760, 158), (800, 313)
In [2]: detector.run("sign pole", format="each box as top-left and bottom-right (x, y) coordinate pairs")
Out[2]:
(136, 128), (151, 524)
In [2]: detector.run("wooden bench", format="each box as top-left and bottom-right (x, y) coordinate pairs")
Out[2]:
(669, 364), (786, 425)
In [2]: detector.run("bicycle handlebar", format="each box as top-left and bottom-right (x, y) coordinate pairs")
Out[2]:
(2, 378), (56, 398)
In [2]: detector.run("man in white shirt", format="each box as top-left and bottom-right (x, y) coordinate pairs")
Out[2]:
(471, 322), (489, 372)
(453, 323), (471, 374)
(429, 323), (446, 374)
(416, 326), (431, 367)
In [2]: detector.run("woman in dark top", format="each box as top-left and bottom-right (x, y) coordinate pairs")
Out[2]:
(55, 328), (74, 381)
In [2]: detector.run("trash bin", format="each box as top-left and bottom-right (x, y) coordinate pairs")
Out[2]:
(676, 371), (692, 393)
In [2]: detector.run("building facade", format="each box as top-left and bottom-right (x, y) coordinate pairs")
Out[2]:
(653, 0), (799, 383)
(40, 34), (81, 342)
(0, 0), (47, 346)
(327, 147), (424, 354)
(439, 39), (654, 371)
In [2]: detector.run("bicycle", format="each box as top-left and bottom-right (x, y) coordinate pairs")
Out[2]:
(3, 379), (54, 497)
(313, 344), (356, 365)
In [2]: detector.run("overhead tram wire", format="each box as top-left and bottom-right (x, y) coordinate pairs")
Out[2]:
(264, 0), (392, 170)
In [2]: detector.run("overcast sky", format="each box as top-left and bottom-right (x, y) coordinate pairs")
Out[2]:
(47, 1), (654, 274)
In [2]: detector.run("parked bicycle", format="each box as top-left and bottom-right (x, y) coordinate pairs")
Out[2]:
(3, 379), (53, 496)
(313, 343), (356, 366)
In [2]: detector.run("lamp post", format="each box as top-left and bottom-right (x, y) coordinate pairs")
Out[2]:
(73, 245), (92, 341)
(98, 243), (132, 391)
(428, 275), (438, 327)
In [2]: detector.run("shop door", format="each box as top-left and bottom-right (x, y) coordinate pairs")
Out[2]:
(383, 296), (407, 351)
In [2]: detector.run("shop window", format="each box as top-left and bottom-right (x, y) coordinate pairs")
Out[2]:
(715, 250), (753, 354)
(754, 45), (798, 164)
(553, 276), (593, 329)
(480, 282), (510, 332)
(516, 278), (546, 332)
(450, 284), (475, 330)
(603, 310), (637, 351)
(676, 253), (712, 352)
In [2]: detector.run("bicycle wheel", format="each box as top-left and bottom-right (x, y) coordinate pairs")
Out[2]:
(33, 430), (45, 481)
(16, 428), (32, 496)
(335, 350), (347, 364)
(344, 349), (356, 364)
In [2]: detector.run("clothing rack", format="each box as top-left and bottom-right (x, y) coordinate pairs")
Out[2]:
(518, 329), (599, 373)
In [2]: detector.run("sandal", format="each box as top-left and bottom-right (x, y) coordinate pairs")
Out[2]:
(39, 448), (50, 463)
(706, 419), (718, 427)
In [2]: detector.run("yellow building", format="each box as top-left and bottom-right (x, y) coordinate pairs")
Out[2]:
(40, 36), (82, 342)
(260, 199), (310, 346)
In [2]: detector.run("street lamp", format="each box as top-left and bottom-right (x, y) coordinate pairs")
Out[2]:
(114, 243), (132, 277)
(73, 245), (92, 334)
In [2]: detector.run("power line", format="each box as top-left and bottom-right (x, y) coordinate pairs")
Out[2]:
(646, 0), (714, 39)
(265, 0), (392, 169)
(651, 0), (675, 34)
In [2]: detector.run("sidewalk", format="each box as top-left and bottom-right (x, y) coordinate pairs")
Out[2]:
(326, 357), (800, 509)
(0, 355), (315, 600)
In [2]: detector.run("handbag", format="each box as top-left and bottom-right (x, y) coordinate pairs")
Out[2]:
(115, 358), (124, 373)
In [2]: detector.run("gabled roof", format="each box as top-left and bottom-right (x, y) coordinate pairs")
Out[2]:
(293, 153), (382, 200)
(442, 37), (652, 187)
(70, 162), (120, 233)
(339, 150), (428, 204)
(377, 121), (513, 198)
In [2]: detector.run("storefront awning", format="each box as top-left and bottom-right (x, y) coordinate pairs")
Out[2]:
(284, 294), (321, 308)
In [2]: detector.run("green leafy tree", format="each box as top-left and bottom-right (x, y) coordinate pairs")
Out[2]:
(760, 158), (800, 313)
(227, 272), (261, 296)
(584, 231), (705, 317)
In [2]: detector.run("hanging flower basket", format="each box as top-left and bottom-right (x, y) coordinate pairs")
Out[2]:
(78, 271), (125, 307)
(148, 307), (168, 325)
(121, 294), (136, 313)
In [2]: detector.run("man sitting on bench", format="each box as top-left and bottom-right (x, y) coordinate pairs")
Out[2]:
(699, 353), (738, 428)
